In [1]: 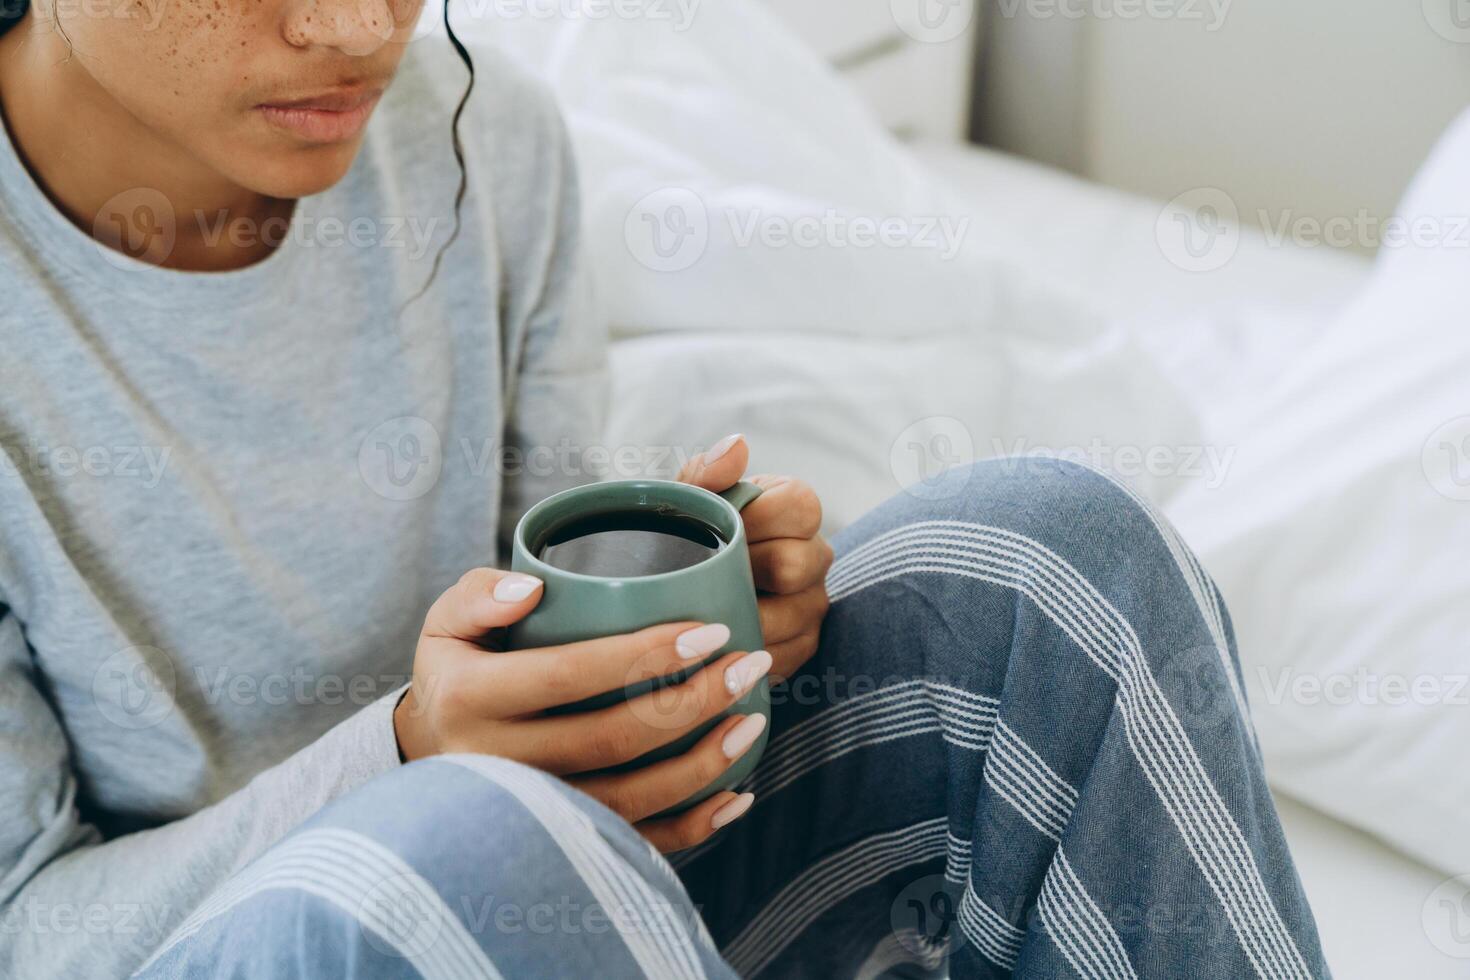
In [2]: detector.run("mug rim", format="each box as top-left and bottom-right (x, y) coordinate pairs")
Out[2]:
(512, 479), (748, 585)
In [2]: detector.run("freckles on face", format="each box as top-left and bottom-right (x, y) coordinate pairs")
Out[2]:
(76, 0), (268, 116)
(61, 0), (422, 198)
(171, 0), (263, 73)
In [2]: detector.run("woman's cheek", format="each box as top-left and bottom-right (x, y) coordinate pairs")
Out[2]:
(60, 3), (261, 158)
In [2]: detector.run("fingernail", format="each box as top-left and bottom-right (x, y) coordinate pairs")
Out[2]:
(675, 623), (730, 660)
(711, 792), (755, 830)
(724, 650), (772, 696)
(706, 433), (742, 464)
(721, 713), (767, 759)
(493, 574), (542, 603)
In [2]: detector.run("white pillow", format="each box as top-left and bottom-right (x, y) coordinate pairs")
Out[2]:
(460, 0), (994, 339)
(603, 270), (1207, 534)
(1168, 108), (1470, 874)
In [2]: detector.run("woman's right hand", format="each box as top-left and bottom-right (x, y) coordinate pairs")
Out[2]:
(394, 567), (771, 852)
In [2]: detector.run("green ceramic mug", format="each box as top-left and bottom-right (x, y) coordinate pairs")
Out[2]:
(507, 479), (769, 811)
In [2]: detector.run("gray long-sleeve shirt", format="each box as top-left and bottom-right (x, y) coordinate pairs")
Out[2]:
(0, 44), (607, 978)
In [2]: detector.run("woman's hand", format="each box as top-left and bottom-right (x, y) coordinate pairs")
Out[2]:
(678, 434), (833, 681)
(394, 569), (769, 852)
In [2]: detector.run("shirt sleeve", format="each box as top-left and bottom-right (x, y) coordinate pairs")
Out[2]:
(0, 602), (405, 978)
(492, 84), (610, 555)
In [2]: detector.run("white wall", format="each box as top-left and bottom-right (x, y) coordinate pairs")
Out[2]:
(976, 0), (1470, 251)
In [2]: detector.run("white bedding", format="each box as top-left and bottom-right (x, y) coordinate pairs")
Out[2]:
(465, 6), (1469, 975)
(602, 138), (1460, 979)
(1277, 796), (1460, 980)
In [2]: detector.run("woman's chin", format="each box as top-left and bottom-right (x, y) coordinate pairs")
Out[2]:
(229, 140), (365, 201)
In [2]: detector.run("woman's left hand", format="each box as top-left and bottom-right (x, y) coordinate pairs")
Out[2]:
(678, 434), (833, 681)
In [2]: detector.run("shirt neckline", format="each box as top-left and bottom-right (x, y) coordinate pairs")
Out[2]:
(0, 105), (309, 309)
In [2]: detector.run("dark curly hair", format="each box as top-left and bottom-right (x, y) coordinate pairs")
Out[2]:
(0, 0), (26, 35)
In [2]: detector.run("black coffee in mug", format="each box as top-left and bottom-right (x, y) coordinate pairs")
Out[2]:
(537, 509), (727, 577)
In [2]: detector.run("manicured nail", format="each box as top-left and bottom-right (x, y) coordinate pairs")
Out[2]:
(721, 713), (768, 759)
(493, 574), (542, 603)
(675, 623), (730, 660)
(706, 433), (743, 464)
(711, 792), (755, 829)
(724, 650), (772, 696)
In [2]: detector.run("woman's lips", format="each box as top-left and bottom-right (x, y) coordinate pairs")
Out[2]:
(256, 89), (383, 143)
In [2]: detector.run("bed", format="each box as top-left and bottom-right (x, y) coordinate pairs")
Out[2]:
(594, 137), (1465, 980)
(609, 135), (1461, 979)
(466, 6), (1470, 975)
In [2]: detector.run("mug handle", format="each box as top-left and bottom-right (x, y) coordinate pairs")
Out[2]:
(718, 480), (764, 512)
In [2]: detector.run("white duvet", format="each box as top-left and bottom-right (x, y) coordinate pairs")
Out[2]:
(466, 1), (1470, 875)
(1169, 112), (1470, 875)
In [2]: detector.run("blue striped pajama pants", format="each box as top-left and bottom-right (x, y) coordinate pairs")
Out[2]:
(136, 460), (1330, 979)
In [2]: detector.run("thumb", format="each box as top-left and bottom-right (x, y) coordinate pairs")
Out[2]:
(424, 568), (543, 641)
(678, 433), (748, 493)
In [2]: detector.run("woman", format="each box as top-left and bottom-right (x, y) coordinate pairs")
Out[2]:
(0, 0), (1329, 975)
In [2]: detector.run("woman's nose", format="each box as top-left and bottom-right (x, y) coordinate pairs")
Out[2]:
(281, 0), (401, 56)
